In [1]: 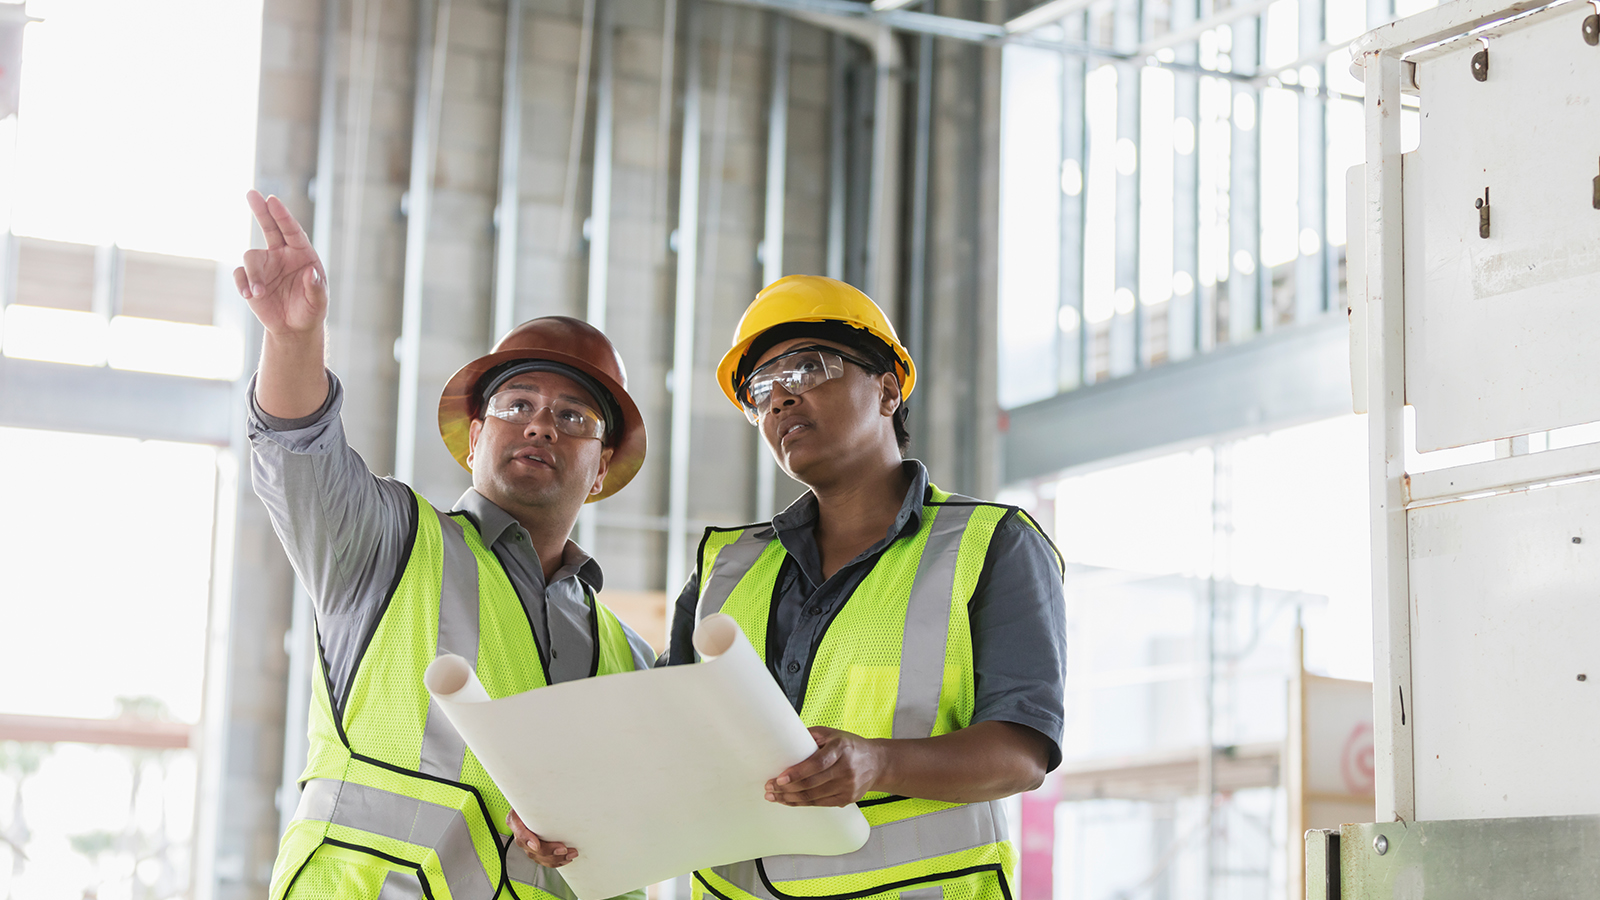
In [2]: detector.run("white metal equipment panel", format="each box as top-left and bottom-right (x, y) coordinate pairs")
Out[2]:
(1403, 0), (1600, 452)
(1408, 478), (1600, 821)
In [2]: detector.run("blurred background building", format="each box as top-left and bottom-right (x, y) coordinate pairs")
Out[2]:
(0, 0), (1491, 895)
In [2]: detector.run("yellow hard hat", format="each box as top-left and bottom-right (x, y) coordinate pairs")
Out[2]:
(716, 275), (917, 412)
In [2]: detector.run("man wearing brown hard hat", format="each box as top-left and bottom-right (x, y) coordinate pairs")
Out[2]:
(235, 190), (651, 899)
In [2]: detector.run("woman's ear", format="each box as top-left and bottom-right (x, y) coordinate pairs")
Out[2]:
(879, 373), (901, 416)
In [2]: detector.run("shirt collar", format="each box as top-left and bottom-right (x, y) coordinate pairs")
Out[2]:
(770, 459), (930, 543)
(451, 488), (605, 591)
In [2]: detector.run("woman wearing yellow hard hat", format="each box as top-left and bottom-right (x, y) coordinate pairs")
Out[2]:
(664, 275), (1068, 900)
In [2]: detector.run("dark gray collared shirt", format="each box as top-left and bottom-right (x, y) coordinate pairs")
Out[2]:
(662, 460), (1068, 770)
(248, 371), (655, 705)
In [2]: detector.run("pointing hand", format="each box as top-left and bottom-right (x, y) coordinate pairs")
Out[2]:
(234, 190), (328, 337)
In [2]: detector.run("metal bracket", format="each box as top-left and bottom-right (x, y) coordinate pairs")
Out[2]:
(1402, 59), (1420, 92)
(1339, 816), (1600, 898)
(1472, 37), (1490, 80)
(1476, 187), (1491, 238)
(1305, 829), (1341, 900)
(1585, 2), (1599, 45)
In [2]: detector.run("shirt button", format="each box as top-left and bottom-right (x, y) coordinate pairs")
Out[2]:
(786, 661), (801, 674)
(808, 605), (823, 616)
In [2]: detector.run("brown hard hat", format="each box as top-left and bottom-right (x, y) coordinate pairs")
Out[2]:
(438, 316), (646, 502)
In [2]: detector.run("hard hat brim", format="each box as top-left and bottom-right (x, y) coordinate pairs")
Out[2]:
(716, 316), (917, 412)
(439, 346), (646, 503)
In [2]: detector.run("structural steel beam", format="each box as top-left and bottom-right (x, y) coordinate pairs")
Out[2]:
(0, 356), (235, 446)
(1229, 15), (1262, 343)
(1059, 15), (1087, 390)
(1000, 313), (1349, 482)
(1055, 741), (1282, 801)
(0, 713), (192, 750)
(711, 0), (1263, 80)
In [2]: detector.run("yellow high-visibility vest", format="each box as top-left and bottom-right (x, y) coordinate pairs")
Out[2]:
(691, 485), (1056, 900)
(270, 490), (638, 900)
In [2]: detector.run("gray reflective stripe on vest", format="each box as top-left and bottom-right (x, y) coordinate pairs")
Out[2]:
(705, 861), (778, 900)
(893, 502), (978, 740)
(697, 528), (776, 621)
(740, 799), (1010, 885)
(377, 870), (425, 900)
(295, 777), (495, 898)
(420, 510), (481, 781)
(899, 886), (945, 900)
(506, 850), (581, 900)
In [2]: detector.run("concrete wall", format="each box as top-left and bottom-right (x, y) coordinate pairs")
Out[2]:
(210, 0), (1000, 893)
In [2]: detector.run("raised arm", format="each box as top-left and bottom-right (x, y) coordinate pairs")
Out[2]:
(235, 190), (329, 419)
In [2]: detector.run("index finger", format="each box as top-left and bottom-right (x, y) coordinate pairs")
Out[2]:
(266, 193), (313, 250)
(246, 190), (285, 250)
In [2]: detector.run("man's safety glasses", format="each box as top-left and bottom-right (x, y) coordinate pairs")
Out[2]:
(485, 388), (606, 440)
(736, 346), (876, 424)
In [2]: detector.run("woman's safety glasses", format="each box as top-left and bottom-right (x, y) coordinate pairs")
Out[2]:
(736, 346), (876, 424)
(485, 388), (606, 440)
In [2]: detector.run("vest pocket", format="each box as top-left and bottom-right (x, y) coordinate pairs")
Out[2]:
(837, 666), (900, 738)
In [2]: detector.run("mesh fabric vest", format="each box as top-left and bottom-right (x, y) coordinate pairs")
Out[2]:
(691, 485), (1038, 900)
(270, 490), (637, 900)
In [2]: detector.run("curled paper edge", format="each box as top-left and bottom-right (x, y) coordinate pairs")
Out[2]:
(424, 653), (490, 704)
(691, 613), (742, 661)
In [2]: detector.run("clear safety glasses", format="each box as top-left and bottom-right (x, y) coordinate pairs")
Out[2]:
(485, 388), (607, 440)
(736, 346), (875, 424)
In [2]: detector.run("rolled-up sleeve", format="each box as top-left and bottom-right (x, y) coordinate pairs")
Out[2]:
(968, 511), (1067, 771)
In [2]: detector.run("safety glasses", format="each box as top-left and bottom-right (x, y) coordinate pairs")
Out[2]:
(736, 346), (876, 424)
(485, 388), (607, 440)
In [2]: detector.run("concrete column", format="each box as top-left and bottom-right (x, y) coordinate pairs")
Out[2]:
(194, 0), (329, 893)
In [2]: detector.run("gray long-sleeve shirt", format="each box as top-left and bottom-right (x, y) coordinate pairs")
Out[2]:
(662, 460), (1068, 770)
(248, 371), (655, 706)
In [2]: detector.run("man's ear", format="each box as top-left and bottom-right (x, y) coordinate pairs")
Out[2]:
(590, 445), (615, 496)
(467, 418), (483, 468)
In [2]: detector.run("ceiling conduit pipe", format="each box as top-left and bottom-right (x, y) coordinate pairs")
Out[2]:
(492, 0), (525, 341)
(755, 14), (790, 523)
(784, 10), (904, 313)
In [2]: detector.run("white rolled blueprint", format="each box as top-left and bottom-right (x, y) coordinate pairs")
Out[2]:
(423, 613), (870, 900)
